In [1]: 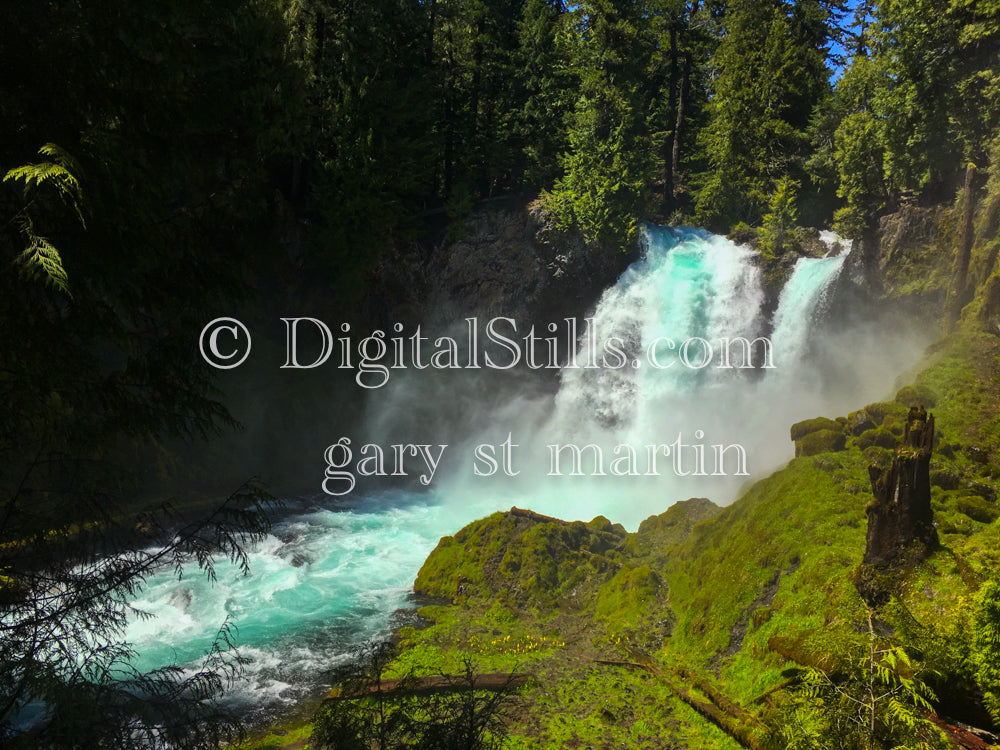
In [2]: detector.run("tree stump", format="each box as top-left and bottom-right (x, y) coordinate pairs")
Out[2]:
(863, 406), (939, 566)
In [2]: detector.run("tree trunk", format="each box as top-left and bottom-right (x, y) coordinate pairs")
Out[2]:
(670, 1), (698, 192)
(862, 407), (938, 567)
(663, 23), (679, 213)
(948, 162), (978, 328)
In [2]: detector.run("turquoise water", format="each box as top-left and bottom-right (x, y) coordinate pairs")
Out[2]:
(125, 492), (492, 714)
(126, 227), (924, 716)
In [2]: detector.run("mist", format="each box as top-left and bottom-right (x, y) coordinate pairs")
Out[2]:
(361, 226), (933, 529)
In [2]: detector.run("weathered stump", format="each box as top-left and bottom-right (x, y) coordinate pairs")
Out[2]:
(862, 406), (939, 566)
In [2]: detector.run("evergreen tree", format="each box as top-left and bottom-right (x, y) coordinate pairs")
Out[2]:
(517, 0), (576, 187)
(1, 2), (292, 744)
(290, 0), (437, 292)
(759, 176), (800, 259)
(430, 0), (527, 201)
(647, 0), (714, 215)
(695, 0), (840, 230)
(830, 53), (891, 236)
(545, 0), (659, 250)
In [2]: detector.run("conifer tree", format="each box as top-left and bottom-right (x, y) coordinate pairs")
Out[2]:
(545, 0), (658, 250)
(696, 0), (840, 230)
(517, 0), (575, 187)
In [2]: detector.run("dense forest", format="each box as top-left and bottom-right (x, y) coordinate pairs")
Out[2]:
(2, 0), (1000, 747)
(4, 0), (999, 279)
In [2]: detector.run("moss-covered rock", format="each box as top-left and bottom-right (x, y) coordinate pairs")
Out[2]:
(790, 416), (843, 442)
(895, 383), (938, 408)
(626, 498), (720, 559)
(930, 467), (962, 490)
(594, 564), (668, 629)
(965, 445), (990, 464)
(875, 203), (952, 306)
(861, 401), (908, 428)
(856, 426), (897, 450)
(795, 429), (847, 457)
(955, 494), (999, 523)
(965, 481), (997, 502)
(414, 508), (627, 608)
(846, 408), (877, 436)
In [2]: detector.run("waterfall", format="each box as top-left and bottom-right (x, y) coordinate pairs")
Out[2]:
(495, 226), (858, 525)
(551, 228), (766, 431)
(123, 226), (928, 718)
(770, 251), (849, 373)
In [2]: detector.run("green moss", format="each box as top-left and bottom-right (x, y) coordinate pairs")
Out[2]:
(790, 416), (843, 441)
(955, 494), (1000, 524)
(384, 327), (1000, 747)
(625, 498), (721, 560)
(414, 510), (629, 609)
(930, 466), (962, 490)
(855, 426), (897, 450)
(862, 401), (908, 426)
(895, 383), (939, 408)
(795, 429), (847, 457)
(862, 446), (894, 471)
(238, 719), (315, 750)
(594, 564), (666, 628)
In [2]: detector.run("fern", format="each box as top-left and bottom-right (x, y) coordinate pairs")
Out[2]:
(4, 143), (85, 294)
(778, 613), (950, 749)
(5, 143), (85, 224)
(16, 224), (71, 295)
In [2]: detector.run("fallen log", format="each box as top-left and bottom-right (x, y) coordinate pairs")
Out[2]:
(327, 672), (528, 700)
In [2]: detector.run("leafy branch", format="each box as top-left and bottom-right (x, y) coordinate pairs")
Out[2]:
(4, 143), (86, 295)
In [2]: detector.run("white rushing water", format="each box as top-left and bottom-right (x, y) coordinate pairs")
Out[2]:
(127, 226), (927, 716)
(125, 492), (488, 716)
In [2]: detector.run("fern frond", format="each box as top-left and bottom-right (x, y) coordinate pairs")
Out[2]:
(18, 229), (71, 296)
(4, 143), (86, 227)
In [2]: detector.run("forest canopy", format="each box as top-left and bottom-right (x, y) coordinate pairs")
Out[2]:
(4, 0), (998, 275)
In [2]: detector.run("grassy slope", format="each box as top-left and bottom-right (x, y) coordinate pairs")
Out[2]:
(384, 327), (1000, 749)
(372, 196), (1000, 746)
(246, 194), (1000, 749)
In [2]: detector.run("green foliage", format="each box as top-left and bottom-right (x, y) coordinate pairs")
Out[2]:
(972, 577), (1000, 722)
(780, 630), (949, 750)
(695, 0), (833, 229)
(4, 143), (84, 223)
(831, 55), (889, 236)
(0, 482), (274, 749)
(10, 231), (71, 295)
(856, 427), (898, 450)
(391, 324), (1000, 748)
(517, 0), (576, 186)
(313, 643), (516, 750)
(895, 383), (938, 408)
(795, 429), (848, 456)
(758, 177), (800, 260)
(544, 0), (659, 251)
(290, 0), (437, 289)
(1, 2), (293, 745)
(3, 143), (86, 294)
(829, 0), (1000, 233)
(416, 511), (629, 609)
(594, 564), (665, 627)
(790, 416), (843, 442)
(545, 121), (652, 250)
